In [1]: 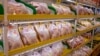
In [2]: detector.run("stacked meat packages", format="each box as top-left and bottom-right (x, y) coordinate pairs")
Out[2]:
(63, 36), (85, 48)
(15, 42), (64, 56)
(7, 0), (75, 15)
(8, 1), (33, 15)
(70, 5), (94, 15)
(7, 0), (95, 15)
(7, 21), (73, 50)
(29, 1), (51, 14)
(51, 4), (74, 15)
(77, 20), (93, 31)
(67, 46), (92, 56)
(82, 32), (92, 39)
(29, 1), (75, 15)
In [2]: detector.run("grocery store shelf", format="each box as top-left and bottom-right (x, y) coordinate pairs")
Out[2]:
(0, 15), (98, 21)
(62, 38), (91, 56)
(78, 15), (95, 18)
(0, 23), (99, 56)
(8, 15), (76, 20)
(7, 25), (100, 56)
(0, 52), (4, 56)
(9, 33), (75, 56)
(0, 15), (76, 21)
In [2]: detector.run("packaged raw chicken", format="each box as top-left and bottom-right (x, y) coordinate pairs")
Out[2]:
(51, 42), (64, 56)
(70, 5), (84, 15)
(46, 22), (60, 38)
(76, 24), (86, 31)
(55, 22), (65, 36)
(52, 4), (64, 15)
(21, 51), (42, 56)
(80, 46), (92, 55)
(32, 51), (42, 56)
(67, 37), (77, 48)
(79, 21), (92, 27)
(87, 8), (94, 15)
(68, 46), (92, 56)
(8, 2), (32, 14)
(70, 5), (93, 15)
(65, 22), (73, 34)
(29, 2), (50, 14)
(34, 23), (50, 41)
(82, 32), (92, 39)
(60, 22), (70, 35)
(58, 5), (74, 15)
(66, 36), (84, 48)
(7, 24), (23, 50)
(41, 46), (54, 56)
(19, 24), (39, 45)
(75, 36), (84, 45)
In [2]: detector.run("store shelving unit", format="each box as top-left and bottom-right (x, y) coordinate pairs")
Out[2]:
(0, 24), (99, 56)
(0, 0), (100, 56)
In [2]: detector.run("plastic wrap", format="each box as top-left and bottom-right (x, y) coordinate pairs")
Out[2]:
(19, 24), (39, 45)
(34, 24), (50, 41)
(41, 46), (54, 56)
(46, 23), (60, 38)
(7, 24), (23, 50)
(29, 2), (50, 14)
(51, 42), (64, 56)
(8, 2), (32, 14)
(67, 36), (84, 48)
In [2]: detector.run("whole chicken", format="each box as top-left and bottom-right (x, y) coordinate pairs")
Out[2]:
(19, 24), (39, 45)
(7, 24), (24, 50)
(29, 2), (50, 14)
(34, 23), (50, 41)
(8, 2), (31, 14)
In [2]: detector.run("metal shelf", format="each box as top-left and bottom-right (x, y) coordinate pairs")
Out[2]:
(0, 15), (97, 21)
(78, 15), (95, 18)
(0, 21), (99, 56)
(7, 25), (100, 56)
(61, 25), (100, 56)
(0, 14), (99, 56)
(0, 15), (76, 21)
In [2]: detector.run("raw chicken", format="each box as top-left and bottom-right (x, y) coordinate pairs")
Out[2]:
(7, 24), (24, 50)
(19, 24), (39, 45)
(8, 2), (31, 14)
(34, 24), (50, 41)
